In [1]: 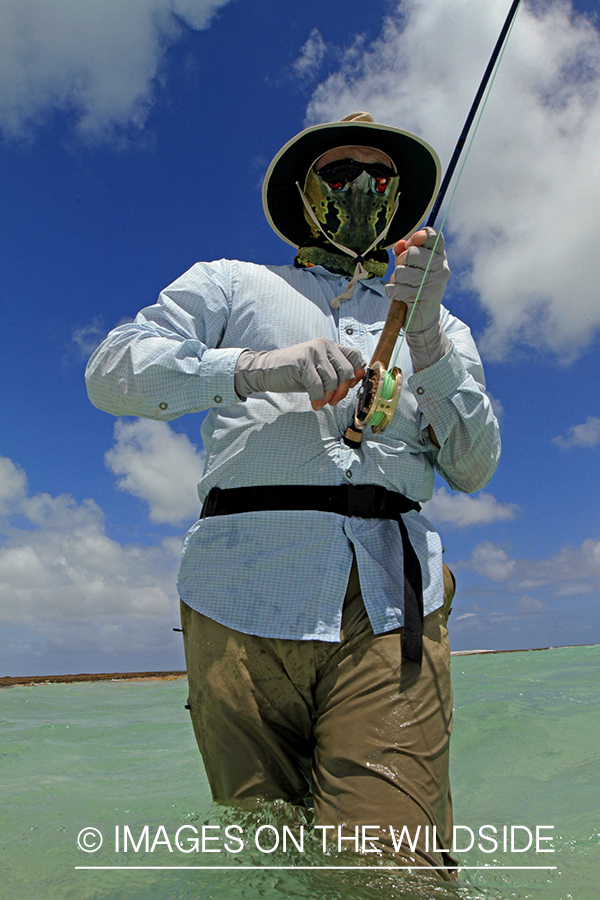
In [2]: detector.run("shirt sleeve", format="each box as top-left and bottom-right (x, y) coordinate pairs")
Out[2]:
(85, 260), (246, 420)
(407, 308), (501, 493)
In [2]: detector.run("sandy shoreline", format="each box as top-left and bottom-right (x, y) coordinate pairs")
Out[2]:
(3, 643), (597, 686)
(0, 671), (186, 687)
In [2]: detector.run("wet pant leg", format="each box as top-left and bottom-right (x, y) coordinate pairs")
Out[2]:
(180, 558), (456, 875)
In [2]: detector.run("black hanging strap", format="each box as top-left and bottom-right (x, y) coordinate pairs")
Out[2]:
(201, 484), (425, 665)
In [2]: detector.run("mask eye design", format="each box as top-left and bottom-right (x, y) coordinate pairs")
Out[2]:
(374, 176), (391, 194)
(302, 157), (400, 256)
(316, 159), (396, 193)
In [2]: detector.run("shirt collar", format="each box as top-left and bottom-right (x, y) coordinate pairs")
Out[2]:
(303, 263), (388, 296)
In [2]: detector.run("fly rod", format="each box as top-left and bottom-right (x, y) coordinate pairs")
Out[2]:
(343, 0), (522, 448)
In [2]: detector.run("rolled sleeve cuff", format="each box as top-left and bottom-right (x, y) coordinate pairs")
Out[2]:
(407, 343), (469, 403)
(199, 347), (247, 408)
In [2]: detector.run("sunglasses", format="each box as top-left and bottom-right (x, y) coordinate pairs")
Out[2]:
(315, 158), (397, 192)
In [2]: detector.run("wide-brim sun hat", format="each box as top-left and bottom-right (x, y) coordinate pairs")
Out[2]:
(263, 112), (441, 250)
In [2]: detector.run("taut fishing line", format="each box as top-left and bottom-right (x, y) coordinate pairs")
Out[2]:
(390, 1), (522, 371)
(342, 0), (523, 447)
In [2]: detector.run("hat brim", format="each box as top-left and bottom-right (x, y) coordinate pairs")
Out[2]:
(263, 120), (441, 250)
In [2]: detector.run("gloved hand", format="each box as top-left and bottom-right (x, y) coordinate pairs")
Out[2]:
(385, 227), (452, 371)
(234, 338), (365, 410)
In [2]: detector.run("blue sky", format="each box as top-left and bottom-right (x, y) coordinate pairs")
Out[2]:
(1, 0), (599, 676)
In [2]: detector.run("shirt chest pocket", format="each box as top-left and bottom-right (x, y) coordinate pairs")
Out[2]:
(364, 321), (385, 358)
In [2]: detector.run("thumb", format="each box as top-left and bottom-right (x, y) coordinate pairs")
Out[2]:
(421, 227), (445, 254)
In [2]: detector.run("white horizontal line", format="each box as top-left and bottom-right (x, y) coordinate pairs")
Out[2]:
(75, 865), (558, 871)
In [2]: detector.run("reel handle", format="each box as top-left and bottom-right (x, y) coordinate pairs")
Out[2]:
(343, 300), (407, 448)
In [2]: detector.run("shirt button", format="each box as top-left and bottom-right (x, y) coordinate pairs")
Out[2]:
(416, 386), (425, 395)
(345, 276), (352, 283)
(159, 402), (168, 410)
(214, 395), (222, 403)
(346, 469), (353, 479)
(345, 327), (354, 335)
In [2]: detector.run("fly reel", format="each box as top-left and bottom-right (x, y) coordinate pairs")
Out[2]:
(343, 361), (402, 448)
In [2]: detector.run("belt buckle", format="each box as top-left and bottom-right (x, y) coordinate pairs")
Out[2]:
(201, 487), (221, 518)
(345, 484), (387, 518)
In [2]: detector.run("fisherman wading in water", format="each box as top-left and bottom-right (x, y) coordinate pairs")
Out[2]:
(86, 112), (500, 878)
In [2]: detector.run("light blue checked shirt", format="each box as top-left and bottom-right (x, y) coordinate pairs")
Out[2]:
(86, 259), (500, 640)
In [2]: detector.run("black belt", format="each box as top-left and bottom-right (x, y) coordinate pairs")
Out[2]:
(200, 484), (424, 666)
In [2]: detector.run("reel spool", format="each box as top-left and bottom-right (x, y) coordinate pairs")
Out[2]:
(343, 361), (402, 448)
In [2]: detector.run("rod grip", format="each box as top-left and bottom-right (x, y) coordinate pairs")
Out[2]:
(369, 300), (407, 368)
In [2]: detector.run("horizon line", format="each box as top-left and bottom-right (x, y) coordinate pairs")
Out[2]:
(3, 642), (599, 687)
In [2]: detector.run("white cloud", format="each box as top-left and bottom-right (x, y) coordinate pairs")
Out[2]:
(448, 539), (600, 648)
(305, 0), (600, 362)
(0, 456), (27, 514)
(468, 540), (517, 582)
(292, 28), (328, 81)
(0, 455), (181, 626)
(105, 419), (205, 525)
(0, 0), (233, 141)
(518, 595), (547, 614)
(552, 415), (600, 448)
(485, 392), (505, 424)
(423, 486), (518, 529)
(463, 537), (600, 594)
(0, 452), (187, 673)
(70, 317), (107, 359)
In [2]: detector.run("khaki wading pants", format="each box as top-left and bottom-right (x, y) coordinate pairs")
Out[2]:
(181, 557), (457, 877)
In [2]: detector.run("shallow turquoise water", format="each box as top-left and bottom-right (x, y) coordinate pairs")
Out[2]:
(1, 645), (599, 900)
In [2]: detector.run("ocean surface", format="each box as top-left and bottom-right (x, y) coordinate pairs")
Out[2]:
(1, 645), (599, 900)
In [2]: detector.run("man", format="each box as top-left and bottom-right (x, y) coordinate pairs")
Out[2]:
(86, 112), (500, 876)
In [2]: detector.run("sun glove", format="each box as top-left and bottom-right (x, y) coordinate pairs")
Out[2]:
(385, 227), (452, 371)
(234, 338), (365, 403)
